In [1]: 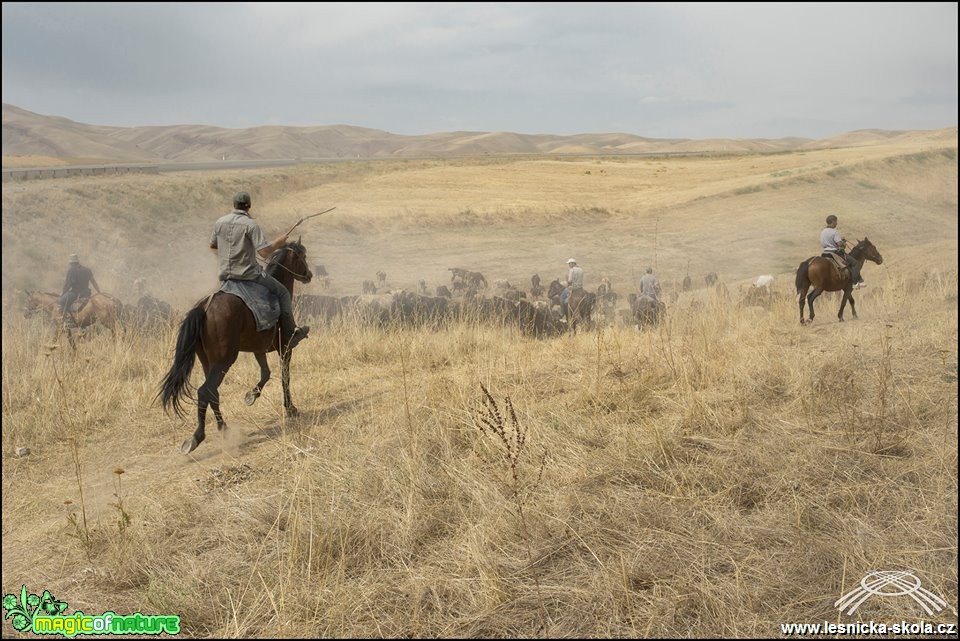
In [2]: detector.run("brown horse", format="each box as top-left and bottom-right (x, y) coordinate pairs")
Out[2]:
(629, 293), (666, 327)
(544, 279), (594, 331)
(795, 237), (883, 324)
(23, 290), (123, 348)
(566, 288), (596, 332)
(158, 240), (312, 454)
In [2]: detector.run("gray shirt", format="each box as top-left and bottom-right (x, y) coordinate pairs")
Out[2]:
(820, 227), (845, 253)
(210, 210), (269, 281)
(567, 265), (584, 289)
(639, 273), (660, 299)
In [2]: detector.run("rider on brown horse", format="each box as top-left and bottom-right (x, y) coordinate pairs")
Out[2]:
(560, 258), (584, 318)
(211, 192), (310, 351)
(59, 254), (101, 327)
(820, 214), (864, 288)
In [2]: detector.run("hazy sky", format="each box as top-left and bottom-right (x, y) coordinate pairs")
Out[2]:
(2, 2), (957, 139)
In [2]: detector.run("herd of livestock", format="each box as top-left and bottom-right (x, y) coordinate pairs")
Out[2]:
(20, 266), (781, 343)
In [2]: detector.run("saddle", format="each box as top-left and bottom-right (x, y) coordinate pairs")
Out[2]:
(820, 252), (849, 275)
(218, 280), (280, 331)
(68, 296), (91, 314)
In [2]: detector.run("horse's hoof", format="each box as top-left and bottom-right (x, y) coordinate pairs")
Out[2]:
(180, 438), (200, 455)
(286, 406), (300, 418)
(244, 390), (260, 406)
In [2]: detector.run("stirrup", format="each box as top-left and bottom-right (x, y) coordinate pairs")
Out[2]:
(285, 326), (310, 350)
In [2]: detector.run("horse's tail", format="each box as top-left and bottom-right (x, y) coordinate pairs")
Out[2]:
(795, 259), (810, 294)
(157, 306), (204, 419)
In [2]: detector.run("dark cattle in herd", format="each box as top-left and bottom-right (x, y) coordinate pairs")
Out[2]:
(314, 264), (331, 288)
(295, 294), (343, 323)
(530, 273), (543, 298)
(449, 267), (488, 289)
(127, 294), (175, 330)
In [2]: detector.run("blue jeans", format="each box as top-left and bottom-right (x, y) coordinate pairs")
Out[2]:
(59, 290), (88, 316)
(256, 273), (293, 317)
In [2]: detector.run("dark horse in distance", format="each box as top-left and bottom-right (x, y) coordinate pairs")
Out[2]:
(795, 237), (883, 324)
(547, 279), (595, 332)
(158, 240), (313, 454)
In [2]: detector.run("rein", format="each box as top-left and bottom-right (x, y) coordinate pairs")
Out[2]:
(847, 240), (875, 263)
(265, 247), (310, 281)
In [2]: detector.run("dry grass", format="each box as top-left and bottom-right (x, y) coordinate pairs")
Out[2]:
(2, 138), (957, 638)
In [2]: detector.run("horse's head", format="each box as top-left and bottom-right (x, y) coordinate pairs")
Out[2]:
(22, 290), (49, 318)
(268, 238), (312, 284)
(853, 237), (883, 265)
(547, 279), (564, 299)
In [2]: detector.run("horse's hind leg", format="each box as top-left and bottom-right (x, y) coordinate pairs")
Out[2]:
(244, 353), (271, 406)
(196, 351), (228, 432)
(181, 362), (225, 454)
(806, 288), (823, 323)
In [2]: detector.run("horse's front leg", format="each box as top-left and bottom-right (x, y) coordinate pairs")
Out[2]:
(244, 352), (272, 406)
(281, 351), (298, 417)
(839, 289), (857, 321)
(58, 323), (77, 351)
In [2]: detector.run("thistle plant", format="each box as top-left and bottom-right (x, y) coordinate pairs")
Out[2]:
(473, 383), (549, 632)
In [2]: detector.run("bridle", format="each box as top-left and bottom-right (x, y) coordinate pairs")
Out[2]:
(850, 239), (881, 264)
(267, 246), (311, 281)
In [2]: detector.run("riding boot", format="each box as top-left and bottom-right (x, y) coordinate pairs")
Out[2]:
(280, 313), (310, 351)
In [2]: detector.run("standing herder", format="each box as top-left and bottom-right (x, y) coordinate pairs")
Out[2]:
(210, 192), (310, 350)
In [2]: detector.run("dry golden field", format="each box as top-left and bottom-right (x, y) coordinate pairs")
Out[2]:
(2, 134), (957, 637)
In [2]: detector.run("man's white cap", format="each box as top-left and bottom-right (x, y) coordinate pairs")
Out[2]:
(566, 258), (577, 264)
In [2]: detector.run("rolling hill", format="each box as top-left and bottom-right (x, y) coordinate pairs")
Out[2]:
(4, 102), (957, 167)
